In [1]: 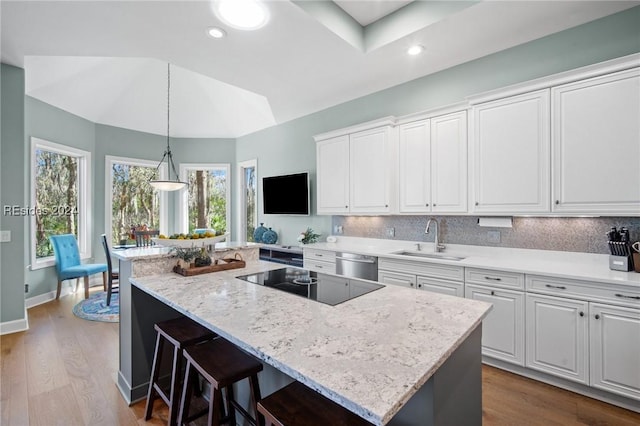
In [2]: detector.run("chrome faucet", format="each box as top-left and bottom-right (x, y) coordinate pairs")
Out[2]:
(425, 218), (445, 252)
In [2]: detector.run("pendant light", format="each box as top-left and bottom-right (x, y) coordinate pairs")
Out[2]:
(149, 63), (187, 191)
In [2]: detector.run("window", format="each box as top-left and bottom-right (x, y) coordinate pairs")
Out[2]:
(179, 164), (230, 235)
(105, 156), (167, 245)
(237, 159), (257, 242)
(30, 137), (91, 269)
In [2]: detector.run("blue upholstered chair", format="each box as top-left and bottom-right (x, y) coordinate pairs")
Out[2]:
(50, 234), (107, 300)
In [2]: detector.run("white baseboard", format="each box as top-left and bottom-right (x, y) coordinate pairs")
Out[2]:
(25, 277), (105, 309)
(0, 308), (29, 335)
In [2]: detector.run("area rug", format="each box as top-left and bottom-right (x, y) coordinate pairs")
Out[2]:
(72, 291), (119, 322)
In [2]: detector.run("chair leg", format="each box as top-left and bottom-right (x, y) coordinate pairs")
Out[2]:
(145, 333), (164, 420)
(169, 346), (183, 426)
(75, 278), (80, 293)
(56, 280), (62, 299)
(106, 282), (113, 306)
(84, 276), (90, 299)
(102, 271), (107, 292)
(178, 361), (196, 426)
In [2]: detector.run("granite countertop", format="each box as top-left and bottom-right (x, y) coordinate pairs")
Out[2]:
(112, 241), (259, 261)
(130, 261), (492, 425)
(307, 237), (640, 288)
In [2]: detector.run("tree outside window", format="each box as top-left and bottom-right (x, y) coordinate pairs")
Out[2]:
(30, 138), (90, 268)
(186, 168), (227, 233)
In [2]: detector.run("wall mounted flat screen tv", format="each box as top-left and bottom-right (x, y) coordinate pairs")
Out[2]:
(263, 172), (310, 215)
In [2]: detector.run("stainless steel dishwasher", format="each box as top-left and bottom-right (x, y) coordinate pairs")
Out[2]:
(335, 252), (378, 281)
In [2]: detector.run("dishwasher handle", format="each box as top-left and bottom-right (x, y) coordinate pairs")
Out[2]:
(335, 256), (377, 264)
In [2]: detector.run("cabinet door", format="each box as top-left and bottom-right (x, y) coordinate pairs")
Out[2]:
(431, 111), (468, 213)
(418, 276), (463, 298)
(316, 273), (350, 306)
(471, 90), (550, 213)
(590, 303), (640, 400)
(398, 120), (431, 213)
(466, 284), (525, 366)
(378, 270), (416, 288)
(349, 126), (394, 214)
(526, 293), (589, 384)
(552, 68), (640, 214)
(316, 136), (350, 214)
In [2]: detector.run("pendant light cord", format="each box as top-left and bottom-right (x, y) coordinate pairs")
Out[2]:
(154, 63), (181, 181)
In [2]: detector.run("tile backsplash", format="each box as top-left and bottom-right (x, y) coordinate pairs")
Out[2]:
(332, 216), (640, 254)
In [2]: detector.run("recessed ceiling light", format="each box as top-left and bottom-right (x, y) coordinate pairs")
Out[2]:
(214, 0), (270, 31)
(207, 27), (227, 39)
(407, 45), (425, 56)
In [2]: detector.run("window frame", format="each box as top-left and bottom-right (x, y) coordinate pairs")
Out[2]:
(236, 159), (258, 242)
(104, 155), (168, 245)
(30, 137), (91, 270)
(178, 163), (231, 235)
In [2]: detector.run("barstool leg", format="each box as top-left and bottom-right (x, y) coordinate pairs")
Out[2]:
(210, 387), (224, 426)
(145, 333), (164, 420)
(178, 360), (195, 426)
(249, 374), (263, 426)
(225, 385), (237, 426)
(168, 346), (183, 426)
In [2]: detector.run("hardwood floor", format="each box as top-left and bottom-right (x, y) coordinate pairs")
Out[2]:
(2, 288), (639, 425)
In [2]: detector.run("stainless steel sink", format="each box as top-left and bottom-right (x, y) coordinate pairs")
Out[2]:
(391, 250), (466, 261)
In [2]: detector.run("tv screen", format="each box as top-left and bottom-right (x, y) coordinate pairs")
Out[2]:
(263, 172), (310, 215)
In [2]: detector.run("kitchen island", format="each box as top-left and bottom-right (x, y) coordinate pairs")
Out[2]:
(126, 260), (491, 425)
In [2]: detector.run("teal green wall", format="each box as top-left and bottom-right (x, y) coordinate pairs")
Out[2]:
(236, 6), (640, 245)
(1, 64), (26, 323)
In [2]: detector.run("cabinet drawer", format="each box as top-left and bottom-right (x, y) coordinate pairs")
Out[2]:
(379, 270), (416, 288)
(303, 249), (336, 263)
(465, 268), (525, 290)
(526, 275), (640, 308)
(417, 276), (464, 298)
(303, 259), (336, 274)
(379, 258), (464, 282)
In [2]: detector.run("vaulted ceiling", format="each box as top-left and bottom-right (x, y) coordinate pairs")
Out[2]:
(2, 1), (637, 138)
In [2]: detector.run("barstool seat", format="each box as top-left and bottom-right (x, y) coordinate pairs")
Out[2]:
(257, 381), (374, 426)
(178, 338), (263, 426)
(144, 317), (217, 426)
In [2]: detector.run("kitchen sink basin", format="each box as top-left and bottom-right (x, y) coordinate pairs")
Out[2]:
(391, 250), (466, 261)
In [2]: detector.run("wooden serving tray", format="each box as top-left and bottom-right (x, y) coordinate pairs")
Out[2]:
(173, 256), (246, 276)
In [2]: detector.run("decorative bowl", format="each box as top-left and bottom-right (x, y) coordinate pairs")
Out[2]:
(151, 233), (228, 248)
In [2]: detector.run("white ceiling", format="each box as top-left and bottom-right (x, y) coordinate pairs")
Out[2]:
(2, 1), (638, 138)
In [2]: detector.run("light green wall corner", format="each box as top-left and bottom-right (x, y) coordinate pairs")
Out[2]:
(1, 64), (26, 324)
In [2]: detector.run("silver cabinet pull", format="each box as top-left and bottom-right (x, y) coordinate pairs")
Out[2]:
(615, 293), (640, 300)
(484, 276), (502, 281)
(545, 284), (566, 290)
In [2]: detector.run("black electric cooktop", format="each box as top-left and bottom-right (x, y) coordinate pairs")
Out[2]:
(236, 267), (382, 306)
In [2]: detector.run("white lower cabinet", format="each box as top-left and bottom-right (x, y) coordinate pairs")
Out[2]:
(589, 303), (640, 400)
(418, 276), (463, 298)
(378, 270), (416, 288)
(378, 258), (464, 296)
(525, 293), (589, 384)
(466, 284), (525, 365)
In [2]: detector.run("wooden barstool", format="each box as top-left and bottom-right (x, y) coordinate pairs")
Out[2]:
(257, 381), (374, 426)
(144, 317), (217, 426)
(178, 338), (263, 426)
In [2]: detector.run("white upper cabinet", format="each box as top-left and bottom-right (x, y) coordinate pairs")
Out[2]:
(316, 135), (350, 214)
(315, 119), (396, 215)
(349, 126), (395, 214)
(551, 68), (640, 214)
(398, 110), (467, 214)
(431, 111), (468, 213)
(471, 90), (551, 214)
(398, 119), (431, 212)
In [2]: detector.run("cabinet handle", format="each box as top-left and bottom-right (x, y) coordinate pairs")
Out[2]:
(385, 204), (388, 208)
(475, 202), (479, 206)
(426, 203), (429, 207)
(345, 282), (348, 286)
(316, 265), (323, 269)
(595, 314), (600, 320)
(555, 200), (560, 205)
(433, 203), (437, 207)
(545, 284), (566, 290)
(345, 205), (348, 208)
(410, 283), (414, 287)
(615, 293), (640, 300)
(490, 290), (495, 296)
(579, 311), (584, 317)
(484, 276), (502, 281)
(315, 254), (323, 257)
(418, 283), (422, 288)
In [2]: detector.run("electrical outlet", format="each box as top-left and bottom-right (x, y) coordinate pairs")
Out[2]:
(386, 227), (395, 238)
(25, 284), (29, 293)
(334, 225), (344, 235)
(0, 230), (10, 242)
(487, 230), (501, 243)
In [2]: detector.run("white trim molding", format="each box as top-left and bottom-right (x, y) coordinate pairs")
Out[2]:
(236, 159), (257, 242)
(0, 309), (29, 335)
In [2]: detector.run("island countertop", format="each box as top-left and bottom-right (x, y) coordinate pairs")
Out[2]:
(130, 261), (492, 425)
